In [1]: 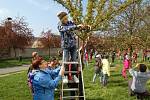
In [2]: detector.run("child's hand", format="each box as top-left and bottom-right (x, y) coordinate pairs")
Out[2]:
(135, 63), (140, 68)
(59, 65), (65, 76)
(77, 24), (84, 29)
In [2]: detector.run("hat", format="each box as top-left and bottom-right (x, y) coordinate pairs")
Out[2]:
(57, 12), (68, 20)
(125, 55), (129, 60)
(96, 54), (101, 58)
(32, 52), (38, 57)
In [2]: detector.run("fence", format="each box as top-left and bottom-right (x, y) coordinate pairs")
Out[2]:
(0, 48), (61, 59)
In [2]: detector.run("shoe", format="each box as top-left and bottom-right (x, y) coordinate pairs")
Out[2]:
(63, 76), (68, 83)
(55, 88), (58, 91)
(73, 75), (79, 83)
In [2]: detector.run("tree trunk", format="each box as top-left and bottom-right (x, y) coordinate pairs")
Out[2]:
(13, 47), (17, 58)
(81, 40), (85, 69)
(49, 47), (50, 58)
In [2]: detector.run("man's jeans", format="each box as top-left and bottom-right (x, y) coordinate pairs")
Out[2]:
(63, 46), (77, 62)
(63, 46), (77, 74)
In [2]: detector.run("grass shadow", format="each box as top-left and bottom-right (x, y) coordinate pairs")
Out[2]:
(111, 73), (122, 77)
(86, 97), (104, 100)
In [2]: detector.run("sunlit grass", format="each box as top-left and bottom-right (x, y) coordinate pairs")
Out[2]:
(1, 59), (150, 100)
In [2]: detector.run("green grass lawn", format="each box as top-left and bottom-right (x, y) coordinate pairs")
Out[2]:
(0, 59), (31, 68)
(0, 71), (32, 100)
(1, 59), (150, 100)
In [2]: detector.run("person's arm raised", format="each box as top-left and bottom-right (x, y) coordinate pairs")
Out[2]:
(36, 66), (65, 89)
(129, 63), (139, 76)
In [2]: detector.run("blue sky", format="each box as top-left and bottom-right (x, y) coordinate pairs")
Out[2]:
(0, 0), (68, 36)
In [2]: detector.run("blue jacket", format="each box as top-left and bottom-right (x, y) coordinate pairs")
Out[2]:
(57, 21), (77, 49)
(32, 68), (61, 100)
(48, 66), (60, 79)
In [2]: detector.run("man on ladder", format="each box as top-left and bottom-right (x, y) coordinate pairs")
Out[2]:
(57, 11), (86, 100)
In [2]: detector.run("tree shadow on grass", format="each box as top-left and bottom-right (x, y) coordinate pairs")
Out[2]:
(109, 81), (128, 88)
(85, 86), (92, 89)
(111, 73), (122, 77)
(108, 79), (128, 88)
(117, 82), (128, 87)
(110, 79), (124, 84)
(86, 97), (104, 100)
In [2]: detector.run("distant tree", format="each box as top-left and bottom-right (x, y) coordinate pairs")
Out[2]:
(112, 1), (150, 54)
(0, 17), (33, 57)
(12, 17), (33, 57)
(40, 29), (61, 57)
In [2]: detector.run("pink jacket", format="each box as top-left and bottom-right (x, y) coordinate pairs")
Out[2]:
(123, 59), (130, 69)
(85, 53), (88, 60)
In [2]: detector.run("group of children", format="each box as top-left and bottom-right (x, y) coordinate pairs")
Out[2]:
(92, 50), (150, 99)
(93, 53), (110, 86)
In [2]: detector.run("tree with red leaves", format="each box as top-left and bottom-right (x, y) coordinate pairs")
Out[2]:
(0, 17), (34, 57)
(40, 29), (61, 57)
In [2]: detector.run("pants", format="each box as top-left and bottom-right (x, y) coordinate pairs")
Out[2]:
(63, 46), (77, 61)
(63, 46), (77, 73)
(122, 67), (128, 79)
(93, 72), (102, 83)
(101, 74), (108, 86)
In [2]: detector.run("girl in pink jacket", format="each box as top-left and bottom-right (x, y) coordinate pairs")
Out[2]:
(122, 54), (131, 79)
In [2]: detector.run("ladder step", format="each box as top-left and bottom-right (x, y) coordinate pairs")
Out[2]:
(55, 88), (79, 91)
(64, 71), (78, 74)
(63, 88), (78, 91)
(63, 62), (79, 64)
(62, 96), (84, 99)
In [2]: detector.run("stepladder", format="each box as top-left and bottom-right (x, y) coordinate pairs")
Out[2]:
(60, 49), (85, 100)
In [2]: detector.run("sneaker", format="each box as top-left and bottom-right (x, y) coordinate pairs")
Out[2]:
(73, 75), (79, 83)
(55, 88), (58, 91)
(63, 76), (68, 83)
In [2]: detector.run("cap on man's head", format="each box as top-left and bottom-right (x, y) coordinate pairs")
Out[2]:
(57, 12), (68, 20)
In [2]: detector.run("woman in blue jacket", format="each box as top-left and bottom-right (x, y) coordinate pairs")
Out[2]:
(31, 58), (64, 100)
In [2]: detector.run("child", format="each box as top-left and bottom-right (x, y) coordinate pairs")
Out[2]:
(101, 55), (110, 86)
(122, 54), (131, 79)
(27, 56), (42, 96)
(132, 50), (137, 63)
(111, 51), (116, 63)
(128, 64), (150, 97)
(92, 54), (102, 83)
(48, 57), (61, 79)
(84, 49), (89, 67)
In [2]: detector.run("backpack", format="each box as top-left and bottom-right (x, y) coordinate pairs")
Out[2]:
(27, 70), (39, 94)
